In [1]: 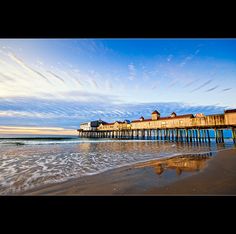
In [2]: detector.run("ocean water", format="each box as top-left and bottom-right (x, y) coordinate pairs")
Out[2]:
(0, 135), (235, 194)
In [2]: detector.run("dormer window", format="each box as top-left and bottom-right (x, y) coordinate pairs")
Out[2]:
(170, 112), (177, 118)
(151, 110), (160, 120)
(140, 116), (144, 121)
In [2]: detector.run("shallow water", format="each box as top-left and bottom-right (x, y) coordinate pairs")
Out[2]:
(0, 136), (235, 194)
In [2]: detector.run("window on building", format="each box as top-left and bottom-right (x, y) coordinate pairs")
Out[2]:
(161, 121), (166, 127)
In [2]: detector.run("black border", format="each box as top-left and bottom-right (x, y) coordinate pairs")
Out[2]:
(1, 22), (236, 38)
(1, 196), (236, 221)
(1, 8), (236, 221)
(1, 5), (236, 38)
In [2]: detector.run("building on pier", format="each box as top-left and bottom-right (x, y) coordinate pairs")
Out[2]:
(131, 112), (194, 129)
(224, 109), (236, 125)
(77, 109), (236, 143)
(195, 113), (205, 118)
(80, 120), (106, 131)
(97, 120), (131, 131)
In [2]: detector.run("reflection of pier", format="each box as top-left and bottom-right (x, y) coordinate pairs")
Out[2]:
(77, 109), (236, 143)
(135, 153), (211, 176)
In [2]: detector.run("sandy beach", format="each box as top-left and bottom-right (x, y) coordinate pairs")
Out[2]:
(21, 148), (236, 195)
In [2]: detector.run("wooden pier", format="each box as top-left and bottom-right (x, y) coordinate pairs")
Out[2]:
(78, 128), (236, 143)
(77, 109), (236, 143)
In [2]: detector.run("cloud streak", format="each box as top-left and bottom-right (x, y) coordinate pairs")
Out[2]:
(0, 72), (15, 82)
(0, 48), (115, 101)
(222, 88), (232, 92)
(8, 53), (51, 84)
(183, 79), (196, 88)
(47, 70), (65, 83)
(205, 85), (218, 92)
(180, 49), (200, 67)
(91, 79), (99, 89)
(191, 79), (212, 92)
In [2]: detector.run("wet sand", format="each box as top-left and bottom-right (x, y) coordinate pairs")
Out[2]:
(22, 148), (236, 195)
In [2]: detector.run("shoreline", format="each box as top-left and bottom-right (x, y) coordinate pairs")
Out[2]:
(19, 147), (236, 195)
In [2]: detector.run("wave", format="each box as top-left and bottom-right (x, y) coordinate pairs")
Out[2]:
(1, 142), (25, 145)
(0, 138), (113, 145)
(0, 137), (77, 141)
(0, 137), (235, 146)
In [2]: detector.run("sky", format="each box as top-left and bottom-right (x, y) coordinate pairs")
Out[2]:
(0, 39), (236, 135)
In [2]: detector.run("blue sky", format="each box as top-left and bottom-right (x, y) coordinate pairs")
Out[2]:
(0, 39), (236, 134)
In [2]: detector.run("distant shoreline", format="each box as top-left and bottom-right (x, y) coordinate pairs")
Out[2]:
(20, 147), (236, 195)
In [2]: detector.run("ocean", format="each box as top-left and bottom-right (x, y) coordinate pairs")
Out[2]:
(0, 134), (235, 194)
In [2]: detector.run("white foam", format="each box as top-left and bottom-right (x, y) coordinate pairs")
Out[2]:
(0, 140), (234, 194)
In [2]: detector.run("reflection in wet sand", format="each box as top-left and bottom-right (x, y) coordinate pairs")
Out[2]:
(135, 153), (212, 176)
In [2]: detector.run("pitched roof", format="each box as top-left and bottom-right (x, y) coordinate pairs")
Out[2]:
(159, 114), (193, 120)
(152, 110), (160, 115)
(81, 120), (107, 125)
(131, 114), (193, 123)
(132, 118), (152, 123)
(80, 122), (89, 125)
(102, 121), (128, 125)
(124, 120), (131, 123)
(102, 122), (115, 125)
(225, 109), (236, 114)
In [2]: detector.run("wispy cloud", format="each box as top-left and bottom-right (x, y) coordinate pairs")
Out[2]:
(0, 72), (15, 82)
(205, 85), (218, 92)
(128, 63), (136, 80)
(60, 39), (113, 58)
(180, 56), (193, 67)
(168, 78), (179, 88)
(0, 39), (235, 129)
(60, 90), (120, 103)
(222, 88), (232, 92)
(180, 49), (200, 67)
(191, 79), (212, 92)
(0, 110), (56, 118)
(0, 97), (231, 129)
(90, 79), (99, 89)
(64, 70), (83, 86)
(8, 52), (51, 84)
(47, 70), (65, 83)
(0, 48), (114, 101)
(183, 79), (197, 88)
